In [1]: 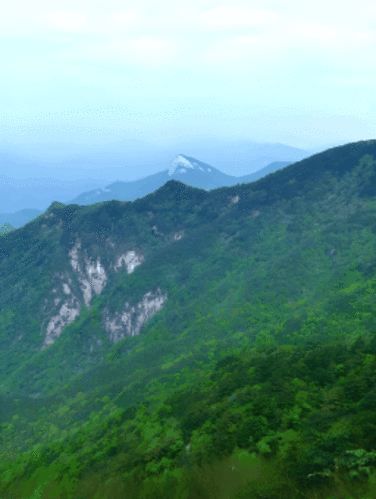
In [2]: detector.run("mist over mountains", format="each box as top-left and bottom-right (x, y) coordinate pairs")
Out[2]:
(65, 155), (294, 208)
(0, 138), (340, 229)
(1, 136), (335, 183)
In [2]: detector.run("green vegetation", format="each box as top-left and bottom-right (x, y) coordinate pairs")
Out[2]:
(1, 140), (376, 497)
(0, 222), (16, 236)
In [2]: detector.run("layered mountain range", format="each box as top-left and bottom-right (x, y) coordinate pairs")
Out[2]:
(1, 137), (375, 397)
(65, 155), (293, 206)
(0, 137), (326, 229)
(1, 138), (376, 499)
(0, 155), (293, 230)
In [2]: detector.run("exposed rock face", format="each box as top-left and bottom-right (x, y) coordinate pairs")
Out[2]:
(68, 240), (108, 308)
(102, 288), (168, 343)
(39, 237), (165, 350)
(42, 298), (81, 350)
(113, 250), (144, 274)
(228, 194), (240, 207)
(173, 231), (183, 241)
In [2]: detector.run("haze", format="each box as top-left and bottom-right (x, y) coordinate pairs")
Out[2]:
(1, 0), (375, 181)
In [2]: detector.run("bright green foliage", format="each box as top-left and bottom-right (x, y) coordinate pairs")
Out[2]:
(1, 143), (376, 497)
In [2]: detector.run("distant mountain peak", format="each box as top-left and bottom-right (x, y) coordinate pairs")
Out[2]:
(168, 154), (213, 176)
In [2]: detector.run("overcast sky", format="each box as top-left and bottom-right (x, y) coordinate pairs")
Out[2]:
(1, 0), (375, 162)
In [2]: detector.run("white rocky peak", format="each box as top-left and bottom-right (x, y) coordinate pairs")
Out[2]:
(168, 155), (212, 175)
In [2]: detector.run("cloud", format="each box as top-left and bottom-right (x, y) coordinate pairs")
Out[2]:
(292, 21), (373, 42)
(201, 35), (262, 63)
(1, 1), (375, 151)
(108, 11), (138, 25)
(44, 11), (89, 31)
(66, 35), (178, 66)
(314, 76), (376, 86)
(198, 6), (279, 27)
(132, 37), (166, 51)
(199, 14), (375, 66)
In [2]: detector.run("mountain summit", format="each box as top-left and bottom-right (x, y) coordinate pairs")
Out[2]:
(66, 153), (232, 206)
(65, 154), (292, 207)
(167, 154), (214, 175)
(0, 154), (292, 228)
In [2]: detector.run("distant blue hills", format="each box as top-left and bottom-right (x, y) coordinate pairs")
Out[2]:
(1, 136), (342, 230)
(0, 155), (293, 230)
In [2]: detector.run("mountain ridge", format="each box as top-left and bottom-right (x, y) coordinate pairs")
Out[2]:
(0, 158), (293, 229)
(66, 155), (294, 206)
(1, 138), (376, 498)
(0, 138), (375, 397)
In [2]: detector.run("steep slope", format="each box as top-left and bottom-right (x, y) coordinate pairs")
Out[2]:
(0, 222), (16, 236)
(1, 139), (376, 498)
(0, 139), (375, 400)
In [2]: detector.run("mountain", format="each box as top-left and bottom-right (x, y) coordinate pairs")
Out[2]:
(0, 137), (316, 213)
(66, 155), (293, 206)
(0, 137), (322, 227)
(1, 138), (376, 499)
(0, 157), (293, 228)
(0, 222), (15, 236)
(0, 176), (122, 213)
(0, 208), (45, 230)
(147, 137), (313, 176)
(1, 137), (314, 182)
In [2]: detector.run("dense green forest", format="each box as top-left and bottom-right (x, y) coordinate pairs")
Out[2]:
(1, 141), (376, 497)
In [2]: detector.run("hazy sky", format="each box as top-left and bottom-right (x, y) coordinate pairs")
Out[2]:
(1, 0), (375, 162)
